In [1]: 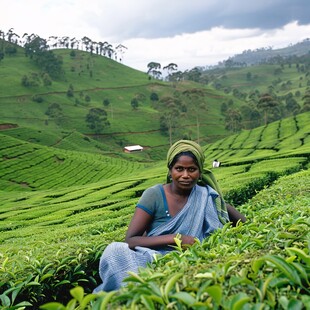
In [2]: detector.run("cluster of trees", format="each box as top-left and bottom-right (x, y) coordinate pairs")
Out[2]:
(44, 98), (110, 133)
(146, 62), (209, 85)
(148, 88), (208, 144)
(2, 28), (310, 137)
(0, 28), (126, 64)
(0, 28), (128, 89)
(42, 80), (310, 137)
(221, 88), (310, 132)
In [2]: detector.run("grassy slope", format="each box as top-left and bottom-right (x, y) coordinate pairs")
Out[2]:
(0, 113), (309, 308)
(208, 63), (308, 96)
(0, 113), (309, 252)
(1, 46), (308, 161)
(0, 43), (309, 308)
(0, 48), (231, 158)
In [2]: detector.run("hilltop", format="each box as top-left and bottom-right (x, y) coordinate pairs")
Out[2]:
(0, 36), (309, 309)
(218, 38), (310, 66)
(0, 40), (234, 160)
(0, 37), (309, 161)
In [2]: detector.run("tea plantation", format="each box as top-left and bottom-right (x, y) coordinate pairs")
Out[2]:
(0, 112), (309, 309)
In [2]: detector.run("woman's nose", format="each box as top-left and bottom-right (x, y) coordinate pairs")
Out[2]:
(182, 170), (189, 177)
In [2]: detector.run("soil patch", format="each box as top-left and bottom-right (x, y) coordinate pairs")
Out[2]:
(0, 123), (18, 130)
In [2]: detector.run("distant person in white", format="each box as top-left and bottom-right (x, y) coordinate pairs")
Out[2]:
(213, 159), (220, 168)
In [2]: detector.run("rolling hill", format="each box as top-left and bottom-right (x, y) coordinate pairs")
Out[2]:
(225, 38), (310, 65)
(0, 39), (309, 161)
(0, 38), (309, 309)
(0, 111), (309, 308)
(0, 45), (233, 159)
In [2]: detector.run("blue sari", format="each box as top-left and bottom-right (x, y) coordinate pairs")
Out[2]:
(93, 185), (226, 292)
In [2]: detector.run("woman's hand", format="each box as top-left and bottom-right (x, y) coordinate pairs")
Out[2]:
(226, 203), (246, 226)
(180, 235), (196, 248)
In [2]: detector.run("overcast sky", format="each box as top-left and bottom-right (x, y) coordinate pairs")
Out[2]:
(1, 0), (310, 72)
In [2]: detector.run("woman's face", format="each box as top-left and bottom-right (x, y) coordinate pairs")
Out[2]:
(170, 155), (200, 191)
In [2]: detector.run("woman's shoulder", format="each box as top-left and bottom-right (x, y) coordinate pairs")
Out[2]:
(196, 184), (219, 197)
(143, 184), (163, 194)
(140, 184), (164, 197)
(138, 184), (165, 210)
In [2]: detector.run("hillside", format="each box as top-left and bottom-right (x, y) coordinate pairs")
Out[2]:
(1, 39), (310, 161)
(223, 38), (310, 65)
(0, 112), (309, 308)
(0, 45), (233, 160)
(0, 37), (310, 309)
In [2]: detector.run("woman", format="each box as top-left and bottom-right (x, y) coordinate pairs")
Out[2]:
(93, 140), (246, 292)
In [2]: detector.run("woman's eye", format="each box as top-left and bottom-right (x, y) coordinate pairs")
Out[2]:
(175, 167), (197, 172)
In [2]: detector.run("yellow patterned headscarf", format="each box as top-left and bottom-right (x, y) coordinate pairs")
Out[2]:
(166, 140), (229, 224)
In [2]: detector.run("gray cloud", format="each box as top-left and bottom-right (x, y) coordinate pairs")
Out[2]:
(87, 0), (310, 41)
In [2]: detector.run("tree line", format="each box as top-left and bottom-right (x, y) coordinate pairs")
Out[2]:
(0, 28), (128, 83)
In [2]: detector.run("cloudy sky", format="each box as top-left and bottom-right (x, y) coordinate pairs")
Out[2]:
(1, 0), (310, 72)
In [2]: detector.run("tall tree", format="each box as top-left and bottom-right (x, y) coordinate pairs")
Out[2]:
(182, 88), (206, 144)
(85, 108), (110, 134)
(147, 62), (162, 79)
(81, 36), (91, 51)
(159, 96), (182, 145)
(257, 93), (279, 125)
(225, 108), (243, 132)
(115, 44), (127, 62)
(163, 63), (178, 78)
(301, 88), (310, 112)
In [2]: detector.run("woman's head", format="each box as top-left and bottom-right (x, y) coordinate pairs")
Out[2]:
(166, 140), (205, 187)
(167, 140), (205, 172)
(168, 152), (201, 190)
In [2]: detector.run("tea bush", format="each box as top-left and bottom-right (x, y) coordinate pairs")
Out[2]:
(39, 169), (310, 309)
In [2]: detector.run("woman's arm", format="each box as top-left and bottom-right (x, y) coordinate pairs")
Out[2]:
(125, 208), (195, 249)
(226, 203), (246, 226)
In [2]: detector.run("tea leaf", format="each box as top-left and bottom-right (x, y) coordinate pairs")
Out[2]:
(97, 291), (116, 309)
(205, 285), (222, 305)
(125, 271), (145, 283)
(0, 294), (11, 307)
(141, 295), (155, 310)
(40, 302), (66, 310)
(171, 291), (196, 306)
(80, 293), (100, 309)
(164, 273), (183, 298)
(286, 247), (310, 265)
(70, 286), (84, 303)
(263, 255), (302, 285)
(229, 293), (251, 310)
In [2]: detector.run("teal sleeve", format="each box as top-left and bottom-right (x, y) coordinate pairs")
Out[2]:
(136, 184), (162, 216)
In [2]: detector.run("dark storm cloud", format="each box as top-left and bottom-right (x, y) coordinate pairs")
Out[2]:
(91, 0), (310, 40)
(205, 0), (310, 30)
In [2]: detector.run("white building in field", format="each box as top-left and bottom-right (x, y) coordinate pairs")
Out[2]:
(123, 145), (143, 153)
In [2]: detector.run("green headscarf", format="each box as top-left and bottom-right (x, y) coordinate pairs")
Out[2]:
(166, 140), (229, 224)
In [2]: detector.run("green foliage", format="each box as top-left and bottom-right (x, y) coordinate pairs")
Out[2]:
(35, 168), (309, 309)
(131, 97), (139, 110)
(0, 115), (309, 308)
(0, 37), (310, 309)
(21, 72), (41, 87)
(85, 108), (109, 133)
(150, 92), (159, 102)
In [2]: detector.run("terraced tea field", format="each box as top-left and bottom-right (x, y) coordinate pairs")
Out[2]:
(0, 112), (309, 309)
